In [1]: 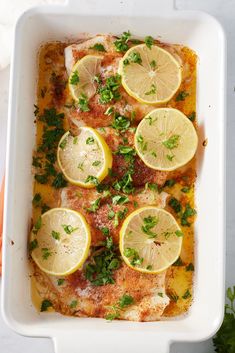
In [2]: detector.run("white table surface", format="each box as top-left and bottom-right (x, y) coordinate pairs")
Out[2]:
(0, 0), (234, 352)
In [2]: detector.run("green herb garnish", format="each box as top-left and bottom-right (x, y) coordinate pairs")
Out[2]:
(40, 299), (53, 312)
(89, 43), (106, 52)
(78, 94), (90, 112)
(70, 70), (79, 85)
(51, 230), (60, 240)
(162, 134), (180, 149)
(145, 84), (156, 95)
(141, 215), (158, 238)
(114, 31), (131, 52)
(52, 173), (67, 189)
(62, 224), (78, 234)
(144, 35), (154, 49)
(42, 247), (52, 260)
(175, 91), (189, 101)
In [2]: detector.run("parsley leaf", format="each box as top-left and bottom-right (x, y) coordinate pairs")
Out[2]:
(105, 294), (134, 320)
(52, 173), (67, 189)
(175, 91), (189, 101)
(162, 135), (180, 149)
(145, 84), (156, 95)
(114, 31), (131, 52)
(99, 74), (121, 104)
(112, 114), (130, 131)
(87, 197), (101, 213)
(85, 175), (99, 186)
(141, 215), (158, 238)
(89, 43), (106, 52)
(85, 236), (120, 286)
(70, 70), (79, 85)
(168, 197), (182, 213)
(78, 94), (90, 112)
(144, 35), (154, 49)
(124, 247), (143, 266)
(62, 224), (78, 234)
(40, 299), (53, 312)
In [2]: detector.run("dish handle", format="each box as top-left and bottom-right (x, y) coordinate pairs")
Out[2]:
(53, 335), (170, 353)
(65, 0), (176, 13)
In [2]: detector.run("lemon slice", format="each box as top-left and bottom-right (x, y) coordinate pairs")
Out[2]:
(30, 208), (91, 276)
(119, 44), (181, 104)
(134, 108), (198, 171)
(120, 206), (183, 274)
(69, 55), (103, 101)
(57, 127), (112, 187)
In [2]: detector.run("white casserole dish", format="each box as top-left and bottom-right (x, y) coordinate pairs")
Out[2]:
(1, 0), (226, 352)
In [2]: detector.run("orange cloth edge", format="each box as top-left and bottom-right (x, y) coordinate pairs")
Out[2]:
(0, 176), (5, 275)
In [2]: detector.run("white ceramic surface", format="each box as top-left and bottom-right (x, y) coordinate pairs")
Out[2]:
(0, 0), (231, 352)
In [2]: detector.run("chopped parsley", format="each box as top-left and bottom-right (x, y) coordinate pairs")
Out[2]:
(92, 160), (101, 167)
(87, 197), (101, 213)
(85, 236), (120, 286)
(150, 60), (157, 69)
(168, 197), (182, 213)
(35, 173), (48, 185)
(104, 106), (114, 115)
(70, 300), (78, 308)
(32, 156), (42, 168)
(29, 239), (38, 251)
(86, 136), (95, 145)
(145, 115), (157, 125)
(188, 111), (196, 122)
(112, 114), (130, 131)
(175, 230), (183, 237)
(62, 224), (78, 234)
(145, 84), (156, 95)
(34, 104), (39, 116)
(166, 154), (174, 161)
(32, 216), (42, 234)
(70, 70), (79, 85)
(175, 91), (189, 101)
(186, 263), (194, 271)
(105, 294), (134, 321)
(164, 179), (176, 187)
(124, 51), (142, 65)
(124, 247), (143, 266)
(89, 43), (106, 52)
(78, 94), (90, 112)
(51, 230), (60, 240)
(59, 137), (67, 150)
(182, 289), (191, 299)
(40, 299), (53, 312)
(181, 203), (196, 226)
(162, 134), (180, 149)
(113, 208), (128, 227)
(100, 227), (110, 236)
(114, 31), (131, 52)
(112, 195), (129, 205)
(137, 134), (147, 152)
(141, 215), (158, 238)
(42, 247), (52, 260)
(85, 175), (99, 186)
(39, 108), (64, 128)
(52, 173), (67, 189)
(144, 35), (154, 49)
(173, 257), (184, 266)
(168, 291), (179, 303)
(32, 193), (42, 207)
(57, 278), (65, 286)
(99, 74), (121, 104)
(181, 186), (190, 193)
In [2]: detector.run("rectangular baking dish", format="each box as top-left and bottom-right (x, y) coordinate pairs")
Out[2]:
(1, 0), (226, 352)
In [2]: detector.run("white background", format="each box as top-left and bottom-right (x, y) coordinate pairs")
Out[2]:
(0, 0), (234, 352)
